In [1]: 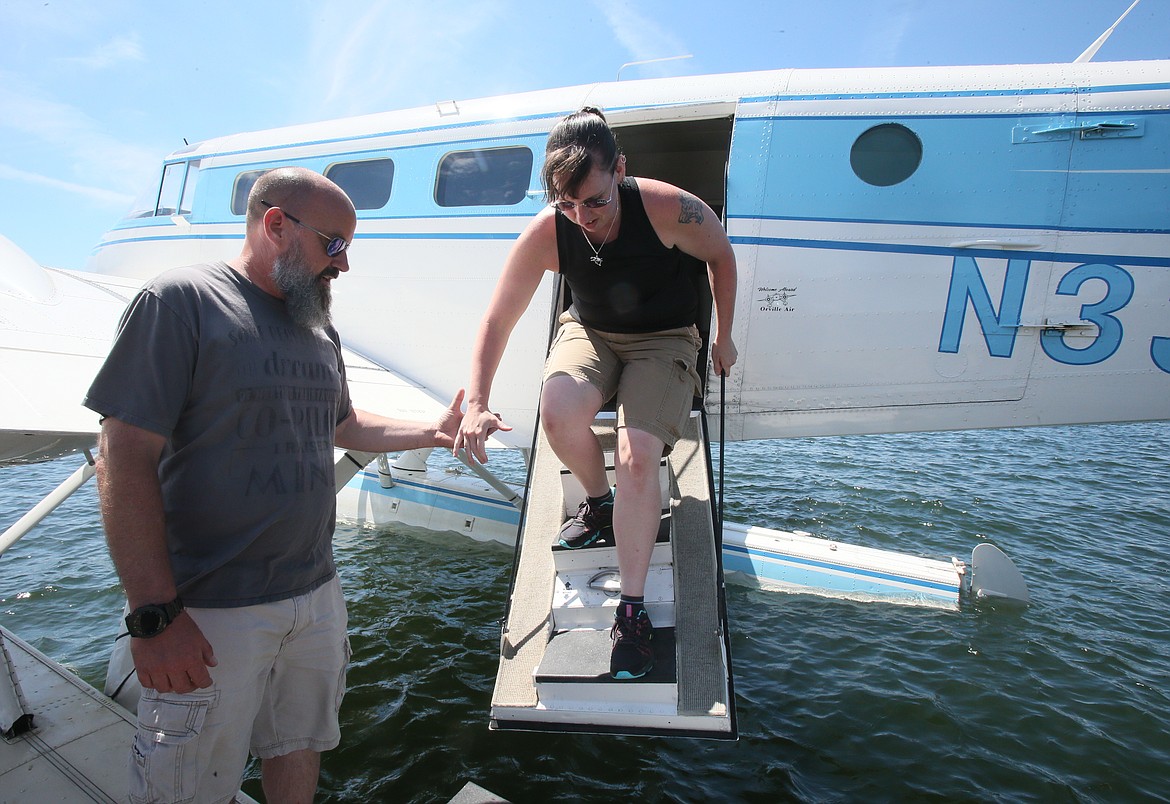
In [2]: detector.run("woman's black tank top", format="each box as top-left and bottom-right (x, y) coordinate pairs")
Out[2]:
(555, 177), (700, 333)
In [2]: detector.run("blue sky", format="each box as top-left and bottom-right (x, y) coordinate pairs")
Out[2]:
(1, 0), (1167, 271)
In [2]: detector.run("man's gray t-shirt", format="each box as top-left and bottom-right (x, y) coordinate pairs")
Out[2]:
(84, 262), (353, 607)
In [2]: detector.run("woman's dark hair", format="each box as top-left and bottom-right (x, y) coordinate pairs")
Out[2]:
(541, 107), (621, 201)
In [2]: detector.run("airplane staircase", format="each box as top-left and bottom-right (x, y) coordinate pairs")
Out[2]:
(489, 410), (736, 738)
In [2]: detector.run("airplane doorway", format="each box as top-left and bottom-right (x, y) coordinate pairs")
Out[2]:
(609, 115), (734, 392)
(612, 117), (733, 222)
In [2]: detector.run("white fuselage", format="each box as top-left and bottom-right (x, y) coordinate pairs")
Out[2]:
(65, 61), (1170, 447)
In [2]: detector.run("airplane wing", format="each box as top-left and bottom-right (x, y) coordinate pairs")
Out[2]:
(341, 347), (476, 438)
(0, 236), (482, 468)
(0, 236), (137, 465)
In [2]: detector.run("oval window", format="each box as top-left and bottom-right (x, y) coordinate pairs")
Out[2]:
(850, 123), (922, 187)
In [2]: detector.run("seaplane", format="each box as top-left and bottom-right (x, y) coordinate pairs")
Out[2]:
(2, 10), (1168, 795)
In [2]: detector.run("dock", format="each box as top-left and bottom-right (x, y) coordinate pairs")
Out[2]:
(1, 627), (258, 803)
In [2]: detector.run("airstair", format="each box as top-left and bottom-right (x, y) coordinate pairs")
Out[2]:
(489, 409), (736, 738)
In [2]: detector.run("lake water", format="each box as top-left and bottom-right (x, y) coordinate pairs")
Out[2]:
(3, 421), (1168, 802)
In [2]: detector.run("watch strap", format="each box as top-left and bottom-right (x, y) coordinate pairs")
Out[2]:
(161, 596), (184, 621)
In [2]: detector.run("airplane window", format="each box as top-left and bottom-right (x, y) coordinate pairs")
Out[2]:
(125, 180), (162, 219)
(850, 123), (922, 187)
(155, 162), (187, 216)
(435, 147), (533, 207)
(231, 170), (268, 216)
(326, 159), (394, 210)
(178, 161), (200, 215)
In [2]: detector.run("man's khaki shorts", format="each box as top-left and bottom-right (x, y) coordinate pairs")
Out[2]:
(118, 576), (350, 804)
(543, 312), (703, 449)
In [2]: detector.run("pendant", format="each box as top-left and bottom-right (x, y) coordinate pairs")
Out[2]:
(590, 255), (603, 266)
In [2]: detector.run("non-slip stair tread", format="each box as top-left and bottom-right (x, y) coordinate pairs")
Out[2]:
(492, 426), (563, 708)
(536, 627), (677, 683)
(669, 415), (729, 716)
(549, 514), (671, 554)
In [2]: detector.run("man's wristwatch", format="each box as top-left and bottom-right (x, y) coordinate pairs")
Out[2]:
(125, 597), (184, 639)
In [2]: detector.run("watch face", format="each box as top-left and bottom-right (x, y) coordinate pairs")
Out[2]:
(126, 599), (181, 638)
(128, 604), (169, 637)
(138, 608), (164, 635)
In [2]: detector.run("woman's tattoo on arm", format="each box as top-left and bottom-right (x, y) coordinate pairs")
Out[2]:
(678, 192), (704, 225)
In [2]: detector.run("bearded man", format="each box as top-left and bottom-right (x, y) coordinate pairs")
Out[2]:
(85, 167), (462, 804)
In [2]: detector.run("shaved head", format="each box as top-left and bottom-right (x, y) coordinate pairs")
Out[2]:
(246, 167), (354, 224)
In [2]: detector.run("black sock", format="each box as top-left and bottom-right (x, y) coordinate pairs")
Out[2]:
(619, 595), (645, 618)
(587, 489), (614, 506)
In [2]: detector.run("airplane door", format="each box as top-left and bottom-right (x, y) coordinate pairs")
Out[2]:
(1037, 85), (1170, 420)
(721, 78), (1075, 440)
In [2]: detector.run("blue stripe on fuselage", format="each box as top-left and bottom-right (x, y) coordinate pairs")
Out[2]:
(727, 235), (1170, 268)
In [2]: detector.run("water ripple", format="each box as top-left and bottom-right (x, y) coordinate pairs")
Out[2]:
(3, 422), (1169, 801)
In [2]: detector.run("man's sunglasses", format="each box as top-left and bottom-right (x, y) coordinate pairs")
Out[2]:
(260, 200), (350, 257)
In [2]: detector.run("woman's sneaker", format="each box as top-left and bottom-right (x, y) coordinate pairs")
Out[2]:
(558, 492), (614, 549)
(610, 604), (654, 679)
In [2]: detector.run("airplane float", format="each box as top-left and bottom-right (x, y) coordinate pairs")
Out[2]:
(2, 16), (1167, 793)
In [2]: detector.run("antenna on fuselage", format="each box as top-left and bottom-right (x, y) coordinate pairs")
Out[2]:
(1075, 0), (1142, 63)
(616, 54), (692, 81)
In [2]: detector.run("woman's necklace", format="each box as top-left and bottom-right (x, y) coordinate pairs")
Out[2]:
(581, 199), (619, 267)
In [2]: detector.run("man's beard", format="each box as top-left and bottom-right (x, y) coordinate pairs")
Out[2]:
(272, 240), (333, 329)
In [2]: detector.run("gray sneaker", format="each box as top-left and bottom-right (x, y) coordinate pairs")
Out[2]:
(557, 493), (614, 549)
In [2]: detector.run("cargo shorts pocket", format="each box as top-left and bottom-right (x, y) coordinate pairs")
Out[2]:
(130, 690), (218, 804)
(655, 356), (701, 440)
(335, 635), (352, 712)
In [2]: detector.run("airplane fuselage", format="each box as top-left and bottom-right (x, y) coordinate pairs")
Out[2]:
(76, 60), (1170, 445)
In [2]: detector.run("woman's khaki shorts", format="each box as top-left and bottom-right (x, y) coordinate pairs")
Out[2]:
(543, 312), (703, 449)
